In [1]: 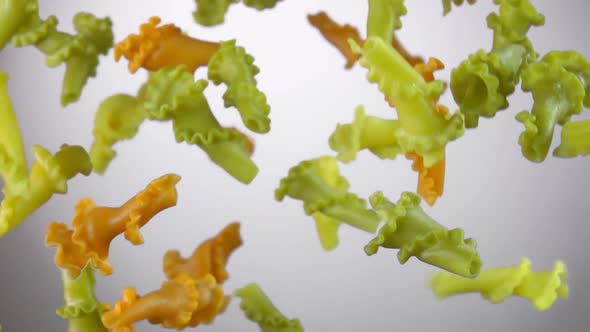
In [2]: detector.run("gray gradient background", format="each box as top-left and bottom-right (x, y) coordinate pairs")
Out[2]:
(1, 0), (589, 331)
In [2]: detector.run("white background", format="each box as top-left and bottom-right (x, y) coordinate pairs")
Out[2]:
(1, 1), (589, 331)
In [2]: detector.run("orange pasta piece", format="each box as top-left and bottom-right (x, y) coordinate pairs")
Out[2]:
(46, 174), (180, 277)
(414, 57), (445, 82)
(102, 273), (198, 331)
(101, 274), (227, 331)
(115, 17), (220, 73)
(406, 152), (445, 206)
(45, 223), (89, 276)
(163, 222), (243, 284)
(405, 105), (449, 206)
(307, 12), (364, 69)
(186, 274), (229, 326)
(307, 11), (424, 69)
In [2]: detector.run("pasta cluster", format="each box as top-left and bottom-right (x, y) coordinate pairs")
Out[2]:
(0, 0), (586, 330)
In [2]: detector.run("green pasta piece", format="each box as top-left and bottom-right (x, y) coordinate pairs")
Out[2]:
(7, 3), (113, 106)
(89, 84), (148, 174)
(441, 0), (477, 15)
(208, 40), (259, 87)
(351, 37), (464, 167)
(193, 0), (240, 26)
(0, 144), (92, 237)
(234, 283), (304, 332)
(208, 40), (271, 134)
(311, 212), (341, 251)
(542, 51), (590, 107)
(451, 49), (518, 127)
(487, 0), (545, 51)
(144, 65), (258, 184)
(0, 0), (31, 51)
(366, 191), (481, 277)
(553, 120), (590, 158)
(57, 265), (107, 332)
(0, 72), (29, 198)
(450, 0), (544, 128)
(242, 0), (282, 10)
(275, 156), (380, 250)
(193, 0), (281, 26)
(0, 71), (91, 237)
(430, 258), (568, 311)
(366, 0), (407, 42)
(329, 105), (401, 163)
(516, 51), (589, 162)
